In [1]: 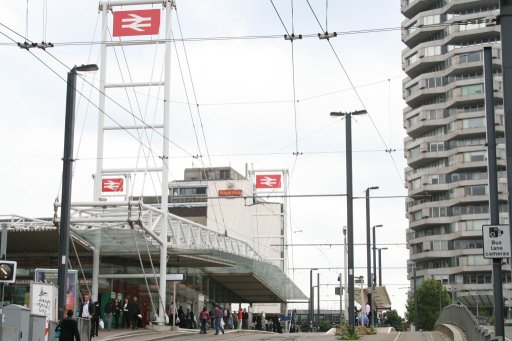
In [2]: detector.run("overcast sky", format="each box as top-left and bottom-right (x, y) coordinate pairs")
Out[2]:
(0, 1), (409, 316)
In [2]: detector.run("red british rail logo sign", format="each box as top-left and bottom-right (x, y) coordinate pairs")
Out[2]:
(113, 9), (160, 37)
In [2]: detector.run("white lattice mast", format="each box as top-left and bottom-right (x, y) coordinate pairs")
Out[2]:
(96, 0), (172, 325)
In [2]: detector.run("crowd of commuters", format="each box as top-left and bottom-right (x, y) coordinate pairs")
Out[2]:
(64, 294), (276, 339)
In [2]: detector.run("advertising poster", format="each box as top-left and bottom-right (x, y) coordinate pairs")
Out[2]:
(35, 268), (78, 314)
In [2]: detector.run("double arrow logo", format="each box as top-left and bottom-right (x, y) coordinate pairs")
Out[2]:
(113, 9), (161, 37)
(122, 14), (153, 32)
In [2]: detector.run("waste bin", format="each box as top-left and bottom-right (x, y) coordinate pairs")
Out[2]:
(30, 313), (46, 341)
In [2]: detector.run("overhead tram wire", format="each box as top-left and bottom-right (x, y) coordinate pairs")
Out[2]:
(305, 1), (404, 183)
(0, 19), (199, 160)
(1, 20), (486, 48)
(173, 9), (229, 236)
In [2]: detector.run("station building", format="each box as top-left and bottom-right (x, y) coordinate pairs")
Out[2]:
(0, 166), (306, 324)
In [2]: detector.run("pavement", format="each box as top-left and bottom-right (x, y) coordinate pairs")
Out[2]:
(89, 326), (440, 341)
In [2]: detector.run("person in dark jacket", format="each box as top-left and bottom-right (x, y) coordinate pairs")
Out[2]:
(105, 298), (115, 331)
(91, 301), (101, 337)
(60, 309), (81, 341)
(128, 296), (141, 330)
(78, 293), (95, 340)
(113, 298), (122, 328)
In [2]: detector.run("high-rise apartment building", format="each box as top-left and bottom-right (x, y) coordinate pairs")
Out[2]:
(401, 0), (511, 314)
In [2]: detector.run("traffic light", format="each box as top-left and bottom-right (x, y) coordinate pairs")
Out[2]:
(0, 260), (17, 283)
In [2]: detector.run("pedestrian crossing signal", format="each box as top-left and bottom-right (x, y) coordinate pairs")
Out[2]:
(0, 261), (17, 283)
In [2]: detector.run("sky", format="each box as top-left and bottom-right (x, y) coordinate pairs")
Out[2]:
(0, 1), (410, 317)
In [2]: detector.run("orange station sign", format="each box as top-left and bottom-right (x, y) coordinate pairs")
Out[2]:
(218, 189), (243, 197)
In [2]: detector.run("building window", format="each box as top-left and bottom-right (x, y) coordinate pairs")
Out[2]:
(464, 185), (487, 196)
(219, 169), (230, 180)
(463, 151), (486, 162)
(461, 84), (483, 96)
(462, 117), (485, 129)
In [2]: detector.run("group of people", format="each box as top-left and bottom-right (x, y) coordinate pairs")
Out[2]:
(56, 293), (142, 341)
(195, 304), (251, 334)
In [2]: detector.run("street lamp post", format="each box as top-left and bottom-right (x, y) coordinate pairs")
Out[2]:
(365, 186), (379, 310)
(343, 226), (348, 322)
(331, 109), (368, 331)
(378, 247), (388, 287)
(371, 224), (382, 327)
(58, 64), (98, 320)
(309, 268), (318, 324)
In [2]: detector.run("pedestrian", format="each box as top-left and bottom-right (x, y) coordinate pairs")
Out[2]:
(59, 309), (81, 341)
(168, 303), (177, 326)
(78, 293), (95, 340)
(91, 301), (100, 337)
(199, 307), (209, 334)
(365, 301), (371, 327)
(177, 305), (185, 328)
(123, 297), (130, 329)
(232, 311), (238, 330)
(242, 308), (249, 329)
(128, 296), (141, 330)
(214, 304), (224, 335)
(237, 308), (243, 329)
(105, 298), (115, 331)
(189, 309), (196, 329)
(114, 298), (122, 328)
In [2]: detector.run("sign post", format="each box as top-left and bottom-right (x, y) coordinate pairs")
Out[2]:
(483, 225), (511, 259)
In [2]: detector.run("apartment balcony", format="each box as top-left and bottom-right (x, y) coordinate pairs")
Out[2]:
(401, 0), (438, 19)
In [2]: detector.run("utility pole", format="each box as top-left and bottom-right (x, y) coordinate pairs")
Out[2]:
(58, 64), (98, 320)
(484, 46), (504, 339)
(330, 110), (368, 331)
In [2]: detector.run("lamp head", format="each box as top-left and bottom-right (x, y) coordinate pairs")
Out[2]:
(74, 64), (99, 72)
(373, 224), (383, 228)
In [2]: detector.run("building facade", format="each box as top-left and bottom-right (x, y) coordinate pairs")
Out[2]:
(401, 0), (511, 314)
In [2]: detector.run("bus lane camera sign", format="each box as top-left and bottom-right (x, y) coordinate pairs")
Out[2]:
(482, 225), (511, 259)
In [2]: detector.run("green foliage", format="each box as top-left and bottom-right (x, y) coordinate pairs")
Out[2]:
(405, 278), (451, 331)
(317, 319), (334, 332)
(381, 309), (404, 331)
(337, 321), (360, 340)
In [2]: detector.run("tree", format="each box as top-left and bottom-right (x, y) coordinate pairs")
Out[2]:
(405, 278), (451, 331)
(381, 309), (404, 331)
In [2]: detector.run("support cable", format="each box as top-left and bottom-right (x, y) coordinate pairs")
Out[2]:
(305, 1), (404, 183)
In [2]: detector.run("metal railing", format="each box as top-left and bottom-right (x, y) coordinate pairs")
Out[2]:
(435, 304), (496, 341)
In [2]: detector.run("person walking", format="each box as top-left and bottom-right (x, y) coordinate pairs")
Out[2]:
(105, 298), (115, 331)
(199, 307), (209, 334)
(59, 309), (81, 341)
(78, 293), (95, 340)
(128, 296), (141, 330)
(214, 304), (224, 335)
